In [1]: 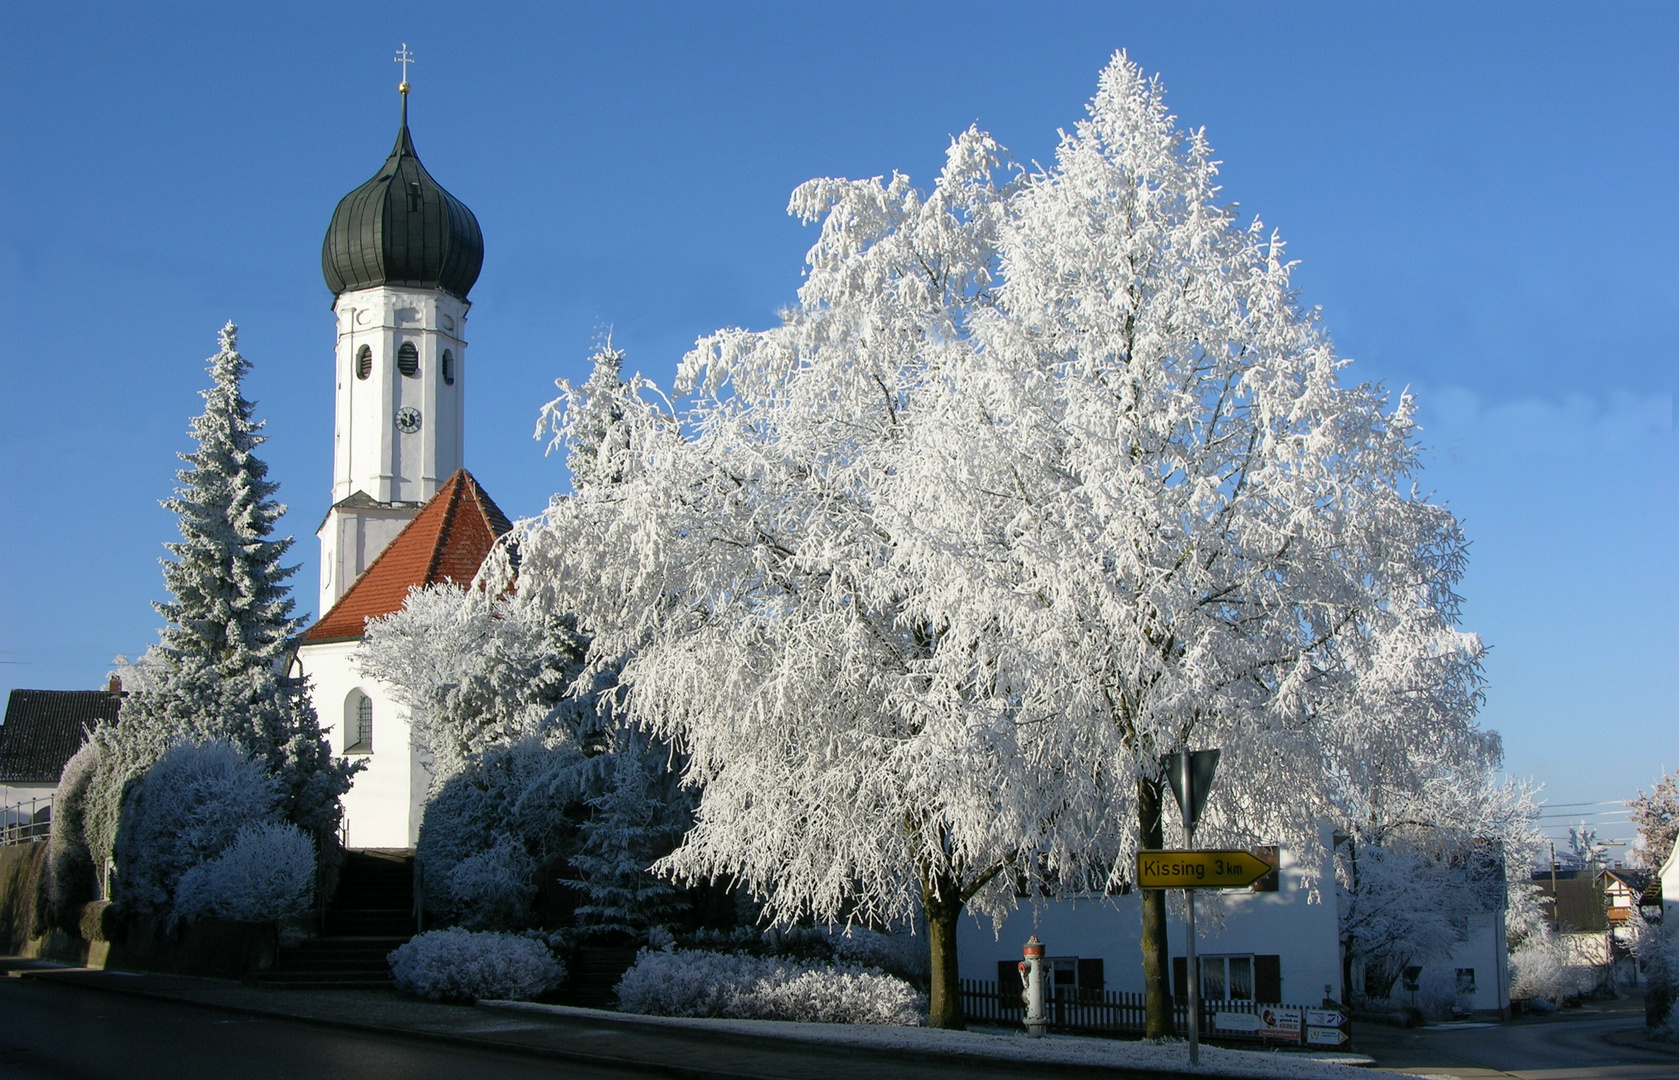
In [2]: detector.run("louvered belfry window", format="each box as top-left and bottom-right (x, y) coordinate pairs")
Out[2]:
(355, 344), (372, 380)
(397, 341), (419, 377)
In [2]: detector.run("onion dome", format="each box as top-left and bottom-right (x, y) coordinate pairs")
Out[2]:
(322, 101), (483, 300)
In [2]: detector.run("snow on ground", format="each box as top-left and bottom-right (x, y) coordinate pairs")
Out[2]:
(483, 1001), (1431, 1079)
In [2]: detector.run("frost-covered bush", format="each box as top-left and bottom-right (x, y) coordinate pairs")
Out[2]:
(1509, 933), (1598, 1003)
(44, 741), (101, 930)
(415, 737), (589, 930)
(171, 822), (315, 925)
(616, 949), (925, 1025)
(113, 740), (285, 913)
(831, 927), (929, 983)
(388, 927), (565, 1002)
(445, 836), (536, 932)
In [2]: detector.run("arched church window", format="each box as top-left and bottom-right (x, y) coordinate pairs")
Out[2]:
(397, 341), (419, 377)
(345, 691), (373, 754)
(442, 349), (455, 386)
(355, 345), (372, 380)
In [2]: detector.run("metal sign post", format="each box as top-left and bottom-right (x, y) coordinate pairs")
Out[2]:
(1161, 749), (1219, 1068)
(1181, 753), (1200, 1067)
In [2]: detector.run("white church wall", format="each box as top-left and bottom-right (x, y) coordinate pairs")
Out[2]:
(298, 639), (429, 849)
(957, 843), (1342, 1005)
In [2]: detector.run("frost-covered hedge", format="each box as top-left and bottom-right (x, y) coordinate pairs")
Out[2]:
(616, 949), (925, 1025)
(172, 822), (315, 925)
(44, 741), (101, 931)
(388, 928), (566, 1002)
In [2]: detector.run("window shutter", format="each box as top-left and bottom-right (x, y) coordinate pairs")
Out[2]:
(1077, 958), (1105, 998)
(1173, 956), (1188, 1003)
(1255, 954), (1282, 1003)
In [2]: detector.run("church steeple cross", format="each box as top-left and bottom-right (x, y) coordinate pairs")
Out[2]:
(395, 43), (415, 94)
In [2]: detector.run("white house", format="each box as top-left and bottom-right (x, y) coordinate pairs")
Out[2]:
(959, 845), (1342, 1009)
(290, 89), (511, 850)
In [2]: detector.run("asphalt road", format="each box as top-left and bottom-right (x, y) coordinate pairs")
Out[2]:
(0, 976), (647, 1080)
(1354, 997), (1679, 1079)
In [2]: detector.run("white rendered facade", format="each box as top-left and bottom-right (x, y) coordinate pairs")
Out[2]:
(317, 284), (468, 614)
(296, 640), (434, 848)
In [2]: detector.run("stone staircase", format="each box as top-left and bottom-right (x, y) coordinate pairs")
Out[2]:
(253, 849), (415, 988)
(561, 944), (641, 1009)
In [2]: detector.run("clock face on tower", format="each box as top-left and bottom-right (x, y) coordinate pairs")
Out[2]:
(395, 407), (422, 434)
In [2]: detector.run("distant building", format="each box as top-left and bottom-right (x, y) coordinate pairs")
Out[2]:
(0, 684), (119, 811)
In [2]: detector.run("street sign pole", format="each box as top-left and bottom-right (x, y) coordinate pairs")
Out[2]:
(1181, 751), (1200, 1067)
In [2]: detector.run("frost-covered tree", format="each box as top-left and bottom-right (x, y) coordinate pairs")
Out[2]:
(511, 53), (1489, 1030)
(413, 737), (591, 929)
(357, 583), (595, 784)
(87, 325), (355, 882)
(1334, 752), (1539, 1000)
(1630, 772), (1679, 870)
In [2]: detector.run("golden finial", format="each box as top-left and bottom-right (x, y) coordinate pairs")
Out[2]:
(395, 42), (414, 97)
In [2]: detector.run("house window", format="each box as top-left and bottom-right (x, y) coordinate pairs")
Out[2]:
(355, 344), (372, 380)
(1177, 954), (1280, 1003)
(442, 348), (455, 385)
(407, 181), (424, 212)
(1198, 956), (1254, 1001)
(345, 692), (373, 754)
(1456, 968), (1476, 995)
(397, 341), (419, 377)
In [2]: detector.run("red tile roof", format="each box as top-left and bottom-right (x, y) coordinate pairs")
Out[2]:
(303, 469), (513, 644)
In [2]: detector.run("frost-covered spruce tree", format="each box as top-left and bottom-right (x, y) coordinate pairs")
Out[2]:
(571, 725), (688, 939)
(510, 54), (1490, 1030)
(90, 324), (355, 882)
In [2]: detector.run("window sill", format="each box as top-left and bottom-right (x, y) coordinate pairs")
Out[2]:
(344, 744), (373, 756)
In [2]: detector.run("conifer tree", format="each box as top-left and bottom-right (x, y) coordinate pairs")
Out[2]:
(571, 726), (687, 939)
(89, 324), (356, 879)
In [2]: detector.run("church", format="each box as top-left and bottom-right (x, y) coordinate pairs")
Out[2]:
(293, 82), (511, 849)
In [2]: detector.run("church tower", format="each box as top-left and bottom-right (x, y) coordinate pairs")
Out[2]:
(316, 81), (484, 616)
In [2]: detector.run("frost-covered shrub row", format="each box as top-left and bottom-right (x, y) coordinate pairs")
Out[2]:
(171, 822), (315, 925)
(616, 949), (925, 1025)
(654, 925), (928, 984)
(113, 740), (291, 913)
(388, 928), (565, 1002)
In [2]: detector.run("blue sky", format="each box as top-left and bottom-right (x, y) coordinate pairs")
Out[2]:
(0, 3), (1671, 850)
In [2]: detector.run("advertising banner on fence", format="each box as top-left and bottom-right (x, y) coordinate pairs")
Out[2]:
(1214, 1007), (1301, 1040)
(1255, 1006), (1301, 1039)
(1213, 1011), (1261, 1033)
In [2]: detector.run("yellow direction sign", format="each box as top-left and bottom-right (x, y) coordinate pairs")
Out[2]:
(1136, 849), (1277, 890)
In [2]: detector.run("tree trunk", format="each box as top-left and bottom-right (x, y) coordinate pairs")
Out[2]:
(1138, 774), (1173, 1039)
(923, 875), (965, 1030)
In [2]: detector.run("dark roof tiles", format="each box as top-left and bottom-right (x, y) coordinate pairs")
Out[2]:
(0, 690), (116, 784)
